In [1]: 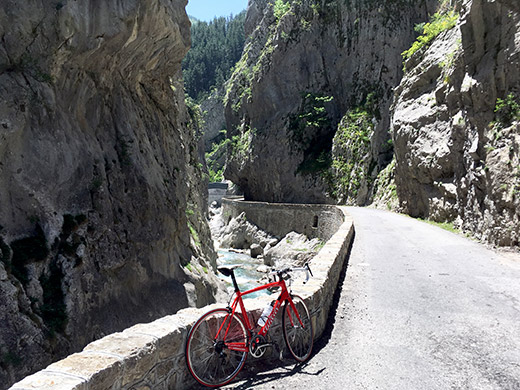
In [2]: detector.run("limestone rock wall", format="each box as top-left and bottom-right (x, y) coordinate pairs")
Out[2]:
(225, 0), (520, 247)
(0, 0), (221, 387)
(200, 89), (226, 152)
(392, 0), (520, 245)
(224, 0), (438, 204)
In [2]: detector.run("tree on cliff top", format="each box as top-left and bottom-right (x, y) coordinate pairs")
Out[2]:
(183, 12), (246, 101)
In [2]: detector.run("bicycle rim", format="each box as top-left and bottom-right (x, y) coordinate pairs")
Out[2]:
(186, 308), (248, 387)
(282, 295), (313, 362)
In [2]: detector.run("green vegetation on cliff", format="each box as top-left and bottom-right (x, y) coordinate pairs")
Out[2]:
(230, 125), (254, 159)
(329, 107), (374, 201)
(206, 133), (228, 182)
(494, 93), (520, 127)
(402, 8), (458, 69)
(182, 13), (246, 101)
(289, 93), (335, 174)
(372, 157), (398, 210)
(274, 0), (291, 21)
(327, 92), (381, 203)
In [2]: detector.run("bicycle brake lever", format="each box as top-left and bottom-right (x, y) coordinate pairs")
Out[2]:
(302, 263), (312, 284)
(306, 263), (313, 277)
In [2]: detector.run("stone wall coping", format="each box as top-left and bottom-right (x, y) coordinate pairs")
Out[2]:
(208, 182), (228, 190)
(10, 204), (354, 390)
(222, 197), (340, 210)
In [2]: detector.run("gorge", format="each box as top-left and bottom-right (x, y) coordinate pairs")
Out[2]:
(222, 0), (519, 245)
(1, 0), (519, 388)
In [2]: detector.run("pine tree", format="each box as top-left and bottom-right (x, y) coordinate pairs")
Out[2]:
(182, 12), (247, 101)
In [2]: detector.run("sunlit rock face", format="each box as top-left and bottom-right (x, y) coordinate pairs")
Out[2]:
(226, 0), (520, 246)
(392, 0), (520, 245)
(224, 0), (437, 204)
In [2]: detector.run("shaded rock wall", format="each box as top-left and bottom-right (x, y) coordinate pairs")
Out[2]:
(0, 0), (221, 387)
(392, 0), (520, 245)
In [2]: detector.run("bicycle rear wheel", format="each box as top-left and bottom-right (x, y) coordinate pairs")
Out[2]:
(186, 308), (248, 387)
(282, 295), (313, 362)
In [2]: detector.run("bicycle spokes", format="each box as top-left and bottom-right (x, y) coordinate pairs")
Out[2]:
(283, 295), (313, 362)
(186, 309), (248, 387)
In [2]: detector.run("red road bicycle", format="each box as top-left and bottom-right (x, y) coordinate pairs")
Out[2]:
(185, 263), (314, 387)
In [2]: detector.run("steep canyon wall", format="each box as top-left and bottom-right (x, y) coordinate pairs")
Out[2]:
(0, 0), (221, 387)
(224, 0), (438, 204)
(224, 0), (520, 246)
(392, 0), (520, 245)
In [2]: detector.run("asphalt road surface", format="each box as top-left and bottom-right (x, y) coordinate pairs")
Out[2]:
(222, 207), (520, 390)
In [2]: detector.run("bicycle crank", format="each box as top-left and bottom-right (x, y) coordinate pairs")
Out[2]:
(249, 335), (272, 358)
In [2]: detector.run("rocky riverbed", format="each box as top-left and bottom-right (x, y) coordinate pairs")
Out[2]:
(210, 205), (323, 271)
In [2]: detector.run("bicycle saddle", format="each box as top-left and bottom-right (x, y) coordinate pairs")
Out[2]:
(217, 264), (240, 277)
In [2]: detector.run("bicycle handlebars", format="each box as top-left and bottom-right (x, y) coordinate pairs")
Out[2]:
(269, 263), (313, 284)
(219, 263), (313, 286)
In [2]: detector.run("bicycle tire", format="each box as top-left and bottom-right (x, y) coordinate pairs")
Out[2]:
(282, 295), (313, 362)
(186, 308), (248, 387)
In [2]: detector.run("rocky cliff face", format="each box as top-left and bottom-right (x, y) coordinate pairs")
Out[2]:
(225, 0), (519, 246)
(224, 0), (438, 203)
(0, 0), (221, 386)
(201, 89), (227, 152)
(391, 0), (520, 245)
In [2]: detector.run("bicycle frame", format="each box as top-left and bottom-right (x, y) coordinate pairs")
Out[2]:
(186, 264), (314, 388)
(219, 276), (306, 353)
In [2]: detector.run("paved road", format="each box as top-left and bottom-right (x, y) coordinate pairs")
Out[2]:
(223, 207), (520, 389)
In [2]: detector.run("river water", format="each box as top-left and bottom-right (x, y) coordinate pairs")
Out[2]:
(217, 249), (273, 299)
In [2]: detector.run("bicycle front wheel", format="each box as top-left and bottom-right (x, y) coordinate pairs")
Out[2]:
(186, 308), (248, 387)
(282, 295), (313, 362)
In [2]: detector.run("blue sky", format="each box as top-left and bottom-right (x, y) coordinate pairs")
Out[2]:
(186, 0), (248, 21)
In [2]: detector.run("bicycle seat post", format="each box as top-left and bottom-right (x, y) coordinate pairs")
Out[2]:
(230, 270), (240, 293)
(217, 266), (241, 293)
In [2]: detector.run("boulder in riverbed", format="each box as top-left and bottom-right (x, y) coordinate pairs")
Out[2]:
(264, 231), (323, 267)
(250, 243), (263, 258)
(219, 212), (276, 250)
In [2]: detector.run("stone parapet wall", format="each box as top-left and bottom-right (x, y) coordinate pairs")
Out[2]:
(222, 198), (345, 241)
(9, 204), (354, 390)
(208, 182), (229, 206)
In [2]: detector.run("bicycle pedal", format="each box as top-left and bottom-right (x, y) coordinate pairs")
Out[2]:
(254, 342), (273, 350)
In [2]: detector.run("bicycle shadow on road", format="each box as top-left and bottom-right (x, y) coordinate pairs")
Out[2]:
(223, 359), (326, 389)
(186, 358), (325, 389)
